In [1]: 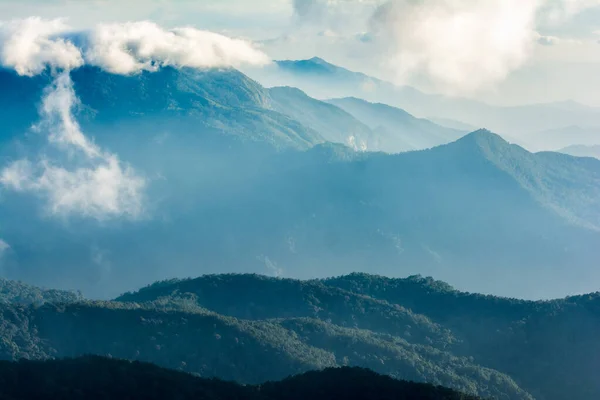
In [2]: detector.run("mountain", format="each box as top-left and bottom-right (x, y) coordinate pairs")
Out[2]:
(0, 66), (324, 152)
(4, 272), (600, 399)
(1, 66), (600, 300)
(326, 97), (466, 152)
(269, 87), (375, 150)
(2, 126), (600, 299)
(249, 57), (600, 139)
(0, 357), (481, 400)
(0, 279), (82, 305)
(0, 277), (533, 399)
(323, 273), (600, 400)
(524, 126), (600, 151)
(558, 144), (600, 159)
(120, 272), (600, 400)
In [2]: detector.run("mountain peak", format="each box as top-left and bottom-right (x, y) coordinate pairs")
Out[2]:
(457, 129), (509, 147)
(308, 56), (329, 65)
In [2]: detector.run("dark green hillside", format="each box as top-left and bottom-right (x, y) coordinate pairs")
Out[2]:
(117, 271), (600, 400)
(0, 291), (530, 399)
(324, 273), (600, 400)
(117, 274), (456, 349)
(0, 302), (334, 384)
(0, 356), (481, 400)
(0, 279), (82, 305)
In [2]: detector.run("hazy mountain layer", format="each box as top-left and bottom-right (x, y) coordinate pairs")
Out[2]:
(558, 144), (600, 159)
(1, 67), (599, 301)
(327, 97), (465, 152)
(249, 57), (600, 140)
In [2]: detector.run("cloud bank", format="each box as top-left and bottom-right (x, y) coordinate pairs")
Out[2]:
(0, 17), (83, 76)
(0, 18), (269, 220)
(370, 0), (541, 92)
(291, 0), (600, 92)
(84, 21), (270, 75)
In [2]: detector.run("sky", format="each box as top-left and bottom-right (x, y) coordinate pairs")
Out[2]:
(1, 0), (600, 106)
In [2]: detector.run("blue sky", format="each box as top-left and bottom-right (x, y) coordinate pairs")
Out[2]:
(1, 0), (600, 106)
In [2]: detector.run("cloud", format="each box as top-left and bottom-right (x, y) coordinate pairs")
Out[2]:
(0, 17), (270, 219)
(257, 255), (284, 277)
(38, 72), (101, 157)
(369, 0), (541, 93)
(1, 157), (145, 220)
(536, 32), (583, 45)
(0, 239), (10, 255)
(0, 18), (270, 76)
(0, 17), (83, 76)
(367, 0), (600, 93)
(539, 0), (600, 24)
(83, 21), (270, 75)
(0, 72), (146, 219)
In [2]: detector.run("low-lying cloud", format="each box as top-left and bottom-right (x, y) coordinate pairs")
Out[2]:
(84, 21), (270, 75)
(0, 17), (83, 76)
(0, 17), (269, 220)
(0, 71), (145, 219)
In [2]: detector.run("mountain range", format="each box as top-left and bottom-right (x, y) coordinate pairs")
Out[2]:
(558, 144), (600, 159)
(248, 57), (600, 141)
(1, 272), (599, 400)
(326, 97), (465, 152)
(0, 65), (599, 300)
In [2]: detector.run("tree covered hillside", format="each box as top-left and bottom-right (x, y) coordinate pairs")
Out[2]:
(0, 357), (481, 400)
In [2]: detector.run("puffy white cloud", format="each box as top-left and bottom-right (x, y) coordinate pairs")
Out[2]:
(0, 69), (145, 220)
(0, 18), (270, 76)
(366, 0), (600, 93)
(0, 18), (270, 219)
(1, 156), (145, 219)
(83, 21), (270, 75)
(369, 0), (542, 93)
(0, 17), (83, 76)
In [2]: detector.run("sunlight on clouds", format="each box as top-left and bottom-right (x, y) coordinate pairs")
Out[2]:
(85, 21), (270, 75)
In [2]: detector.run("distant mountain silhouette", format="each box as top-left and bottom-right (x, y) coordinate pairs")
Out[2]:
(558, 144), (600, 159)
(327, 97), (465, 151)
(269, 87), (375, 150)
(526, 126), (600, 151)
(252, 57), (600, 138)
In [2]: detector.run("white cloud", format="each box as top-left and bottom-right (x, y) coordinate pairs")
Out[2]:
(84, 21), (270, 75)
(257, 255), (284, 277)
(0, 17), (83, 76)
(369, 0), (541, 93)
(39, 72), (101, 157)
(0, 68), (146, 220)
(2, 157), (144, 219)
(365, 0), (600, 93)
(0, 239), (10, 255)
(0, 18), (271, 219)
